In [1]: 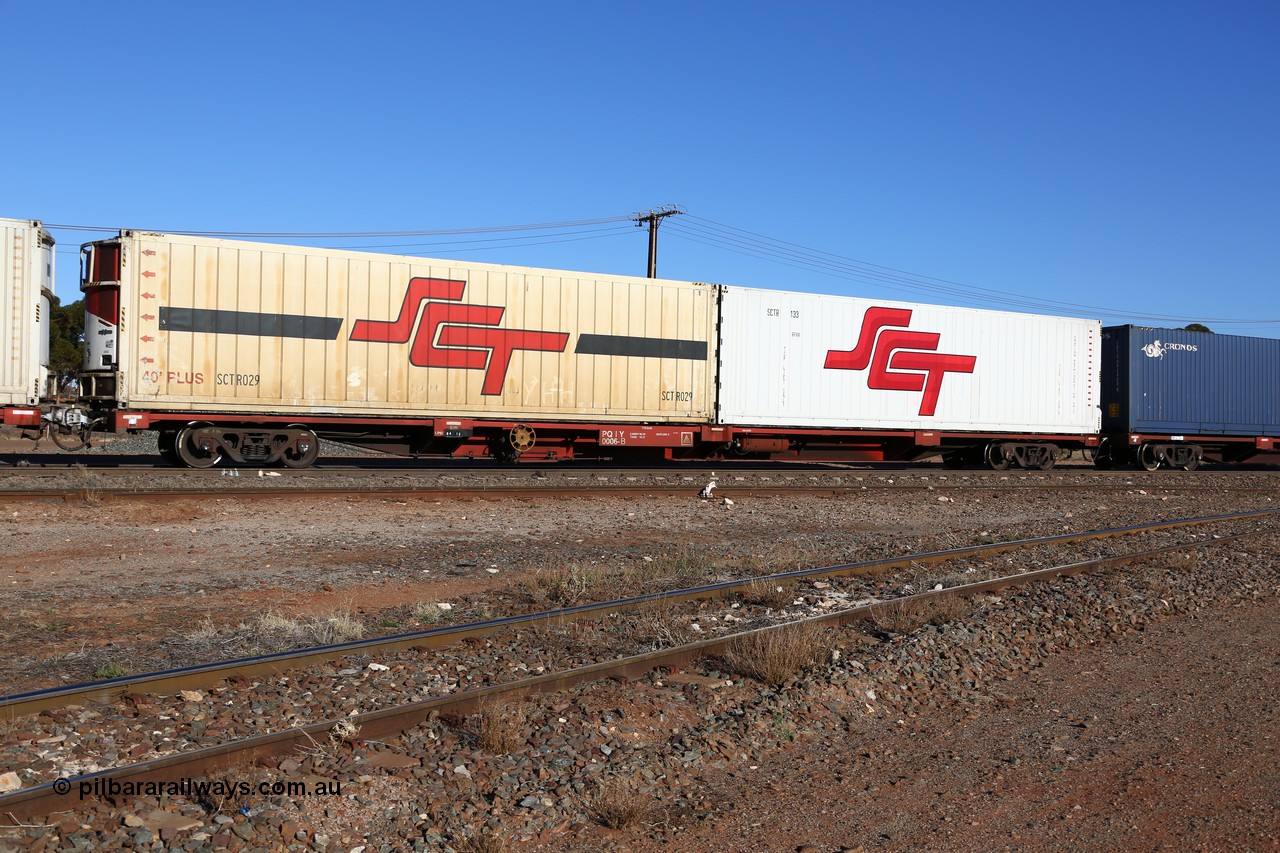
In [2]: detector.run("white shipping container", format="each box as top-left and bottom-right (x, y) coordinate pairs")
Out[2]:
(109, 233), (717, 422)
(1, 218), (53, 407)
(717, 287), (1100, 434)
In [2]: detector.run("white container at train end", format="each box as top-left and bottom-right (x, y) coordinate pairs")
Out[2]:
(0, 218), (53, 407)
(113, 232), (717, 423)
(717, 287), (1101, 435)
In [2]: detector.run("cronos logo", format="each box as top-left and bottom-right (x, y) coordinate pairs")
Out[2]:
(1142, 339), (1199, 359)
(824, 307), (977, 416)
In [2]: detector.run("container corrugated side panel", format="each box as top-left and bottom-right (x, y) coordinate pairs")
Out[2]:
(1108, 325), (1280, 436)
(122, 233), (717, 423)
(0, 218), (48, 406)
(718, 287), (1100, 434)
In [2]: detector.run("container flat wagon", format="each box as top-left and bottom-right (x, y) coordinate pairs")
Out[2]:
(1, 223), (1114, 469)
(0, 218), (54, 412)
(716, 287), (1100, 467)
(1098, 325), (1280, 469)
(72, 231), (720, 465)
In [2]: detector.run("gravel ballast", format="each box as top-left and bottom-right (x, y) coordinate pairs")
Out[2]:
(0, 466), (1276, 850)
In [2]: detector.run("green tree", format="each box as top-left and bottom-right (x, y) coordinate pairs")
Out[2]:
(1182, 323), (1213, 333)
(48, 296), (84, 394)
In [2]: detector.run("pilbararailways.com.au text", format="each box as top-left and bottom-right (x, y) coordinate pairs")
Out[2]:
(54, 776), (342, 799)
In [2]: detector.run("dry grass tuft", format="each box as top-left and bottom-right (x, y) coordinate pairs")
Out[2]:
(719, 622), (829, 687)
(456, 829), (507, 853)
(172, 609), (366, 658)
(874, 592), (969, 634)
(1140, 573), (1173, 602)
(412, 601), (449, 624)
(927, 568), (995, 589)
(589, 778), (653, 830)
(250, 609), (367, 647)
(644, 546), (718, 583)
(740, 578), (793, 609)
(738, 541), (821, 575)
(525, 547), (721, 609)
(528, 562), (607, 607)
(93, 661), (128, 680)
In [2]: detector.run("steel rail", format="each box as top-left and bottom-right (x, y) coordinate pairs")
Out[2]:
(3, 508), (1275, 721)
(0, 480), (1273, 502)
(0, 527), (1265, 823)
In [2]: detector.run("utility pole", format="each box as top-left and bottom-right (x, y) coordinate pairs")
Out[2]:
(631, 204), (683, 278)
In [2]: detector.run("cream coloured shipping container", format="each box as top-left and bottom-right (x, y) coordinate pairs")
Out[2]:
(1, 218), (53, 407)
(717, 287), (1100, 434)
(92, 232), (717, 422)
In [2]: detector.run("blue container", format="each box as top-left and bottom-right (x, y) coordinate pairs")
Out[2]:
(1101, 326), (1280, 437)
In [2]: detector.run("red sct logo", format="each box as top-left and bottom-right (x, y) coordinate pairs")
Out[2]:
(824, 307), (977, 416)
(351, 278), (570, 395)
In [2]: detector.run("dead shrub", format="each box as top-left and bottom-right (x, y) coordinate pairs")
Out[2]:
(329, 718), (361, 746)
(194, 763), (260, 816)
(589, 778), (653, 830)
(614, 599), (697, 650)
(719, 622), (828, 687)
(473, 697), (528, 754)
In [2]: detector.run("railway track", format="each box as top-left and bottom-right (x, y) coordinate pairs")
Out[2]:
(4, 507), (1274, 718)
(1, 467), (1276, 502)
(1, 508), (1274, 822)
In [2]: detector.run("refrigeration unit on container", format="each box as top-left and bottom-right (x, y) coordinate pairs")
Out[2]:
(76, 231), (718, 464)
(716, 286), (1100, 466)
(1098, 325), (1280, 469)
(0, 218), (54, 414)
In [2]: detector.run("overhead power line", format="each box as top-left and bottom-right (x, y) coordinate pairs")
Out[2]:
(668, 215), (1276, 326)
(42, 211), (1274, 327)
(44, 215), (632, 238)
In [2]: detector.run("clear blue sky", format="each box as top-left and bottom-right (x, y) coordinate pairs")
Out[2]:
(4, 1), (1276, 336)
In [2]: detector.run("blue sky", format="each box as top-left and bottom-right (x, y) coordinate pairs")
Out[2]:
(4, 1), (1276, 336)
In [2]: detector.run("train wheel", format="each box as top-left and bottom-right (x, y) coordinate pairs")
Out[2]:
(174, 426), (222, 469)
(49, 424), (90, 451)
(984, 443), (1011, 471)
(1134, 443), (1161, 472)
(280, 426), (319, 469)
(1037, 452), (1057, 471)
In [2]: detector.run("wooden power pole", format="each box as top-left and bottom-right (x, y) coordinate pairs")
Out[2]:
(631, 205), (683, 278)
